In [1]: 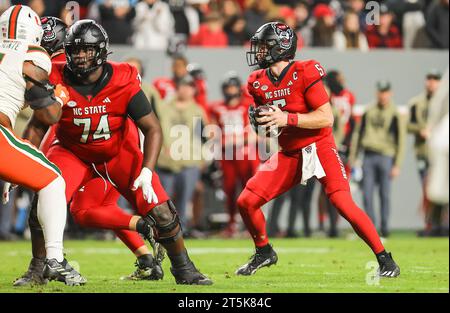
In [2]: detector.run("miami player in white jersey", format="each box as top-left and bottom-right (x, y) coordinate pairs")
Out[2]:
(0, 4), (86, 286)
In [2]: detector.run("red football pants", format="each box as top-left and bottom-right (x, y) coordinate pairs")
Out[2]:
(70, 177), (146, 253)
(237, 135), (384, 254)
(44, 124), (169, 253)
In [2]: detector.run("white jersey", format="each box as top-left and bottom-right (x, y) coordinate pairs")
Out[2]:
(0, 39), (51, 127)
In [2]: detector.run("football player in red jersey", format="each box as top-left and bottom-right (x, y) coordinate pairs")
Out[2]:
(235, 22), (400, 277)
(22, 20), (212, 286)
(14, 17), (166, 286)
(210, 72), (260, 237)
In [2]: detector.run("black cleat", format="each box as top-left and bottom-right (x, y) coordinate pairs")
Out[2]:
(43, 258), (87, 286)
(377, 252), (400, 278)
(171, 261), (213, 285)
(13, 258), (48, 287)
(122, 256), (164, 281)
(236, 245), (278, 276)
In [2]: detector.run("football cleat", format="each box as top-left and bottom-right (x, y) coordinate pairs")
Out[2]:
(236, 245), (278, 276)
(43, 258), (87, 286)
(13, 258), (48, 287)
(122, 256), (164, 281)
(377, 252), (400, 278)
(170, 261), (213, 285)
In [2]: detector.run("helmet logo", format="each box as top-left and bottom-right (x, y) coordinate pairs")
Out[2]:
(272, 23), (293, 50)
(42, 18), (56, 42)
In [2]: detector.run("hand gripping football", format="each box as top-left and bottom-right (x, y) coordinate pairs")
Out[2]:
(248, 105), (281, 137)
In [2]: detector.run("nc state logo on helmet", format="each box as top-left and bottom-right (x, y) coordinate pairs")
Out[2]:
(40, 16), (67, 55)
(272, 22), (294, 50)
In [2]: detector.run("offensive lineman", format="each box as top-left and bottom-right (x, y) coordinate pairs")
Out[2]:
(12, 16), (164, 286)
(236, 22), (400, 278)
(20, 19), (211, 285)
(0, 5), (85, 285)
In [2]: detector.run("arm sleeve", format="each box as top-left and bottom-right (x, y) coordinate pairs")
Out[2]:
(127, 90), (153, 121)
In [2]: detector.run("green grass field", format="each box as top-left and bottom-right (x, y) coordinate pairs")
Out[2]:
(0, 233), (448, 293)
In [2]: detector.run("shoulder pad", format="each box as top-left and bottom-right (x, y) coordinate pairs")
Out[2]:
(300, 59), (326, 89)
(25, 45), (52, 74)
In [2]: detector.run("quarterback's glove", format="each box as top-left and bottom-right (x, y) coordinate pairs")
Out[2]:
(2, 182), (17, 205)
(132, 167), (159, 204)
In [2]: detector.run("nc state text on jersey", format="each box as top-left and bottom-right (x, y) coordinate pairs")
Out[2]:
(73, 105), (107, 116)
(264, 88), (291, 99)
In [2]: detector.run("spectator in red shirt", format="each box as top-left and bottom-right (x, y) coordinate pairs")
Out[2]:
(189, 11), (228, 47)
(366, 4), (403, 49)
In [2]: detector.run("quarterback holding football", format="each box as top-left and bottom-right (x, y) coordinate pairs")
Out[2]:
(236, 22), (400, 278)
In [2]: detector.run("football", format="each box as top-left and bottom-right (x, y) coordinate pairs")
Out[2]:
(255, 105), (281, 137)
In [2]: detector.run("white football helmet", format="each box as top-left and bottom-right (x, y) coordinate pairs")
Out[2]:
(0, 5), (44, 45)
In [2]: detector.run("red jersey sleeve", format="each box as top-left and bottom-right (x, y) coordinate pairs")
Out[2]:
(246, 70), (264, 106)
(302, 60), (329, 110)
(126, 64), (142, 100)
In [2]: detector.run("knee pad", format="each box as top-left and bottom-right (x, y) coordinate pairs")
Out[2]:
(28, 194), (42, 232)
(145, 200), (182, 244)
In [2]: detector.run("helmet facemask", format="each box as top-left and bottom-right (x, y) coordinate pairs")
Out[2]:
(247, 39), (276, 68)
(65, 43), (106, 79)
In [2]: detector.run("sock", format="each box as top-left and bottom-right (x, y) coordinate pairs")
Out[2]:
(257, 244), (272, 254)
(137, 254), (154, 268)
(328, 190), (385, 254)
(168, 249), (191, 268)
(37, 176), (66, 262)
(237, 188), (269, 248)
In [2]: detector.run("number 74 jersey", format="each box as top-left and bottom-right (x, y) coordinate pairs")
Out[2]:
(49, 61), (142, 163)
(247, 59), (332, 152)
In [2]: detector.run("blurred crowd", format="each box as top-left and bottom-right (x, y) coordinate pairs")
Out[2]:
(0, 50), (448, 241)
(0, 0), (448, 242)
(1, 0), (449, 50)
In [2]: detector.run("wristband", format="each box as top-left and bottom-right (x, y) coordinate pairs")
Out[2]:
(287, 113), (298, 127)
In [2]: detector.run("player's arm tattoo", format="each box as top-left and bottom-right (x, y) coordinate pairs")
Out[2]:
(23, 62), (62, 125)
(135, 112), (163, 171)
